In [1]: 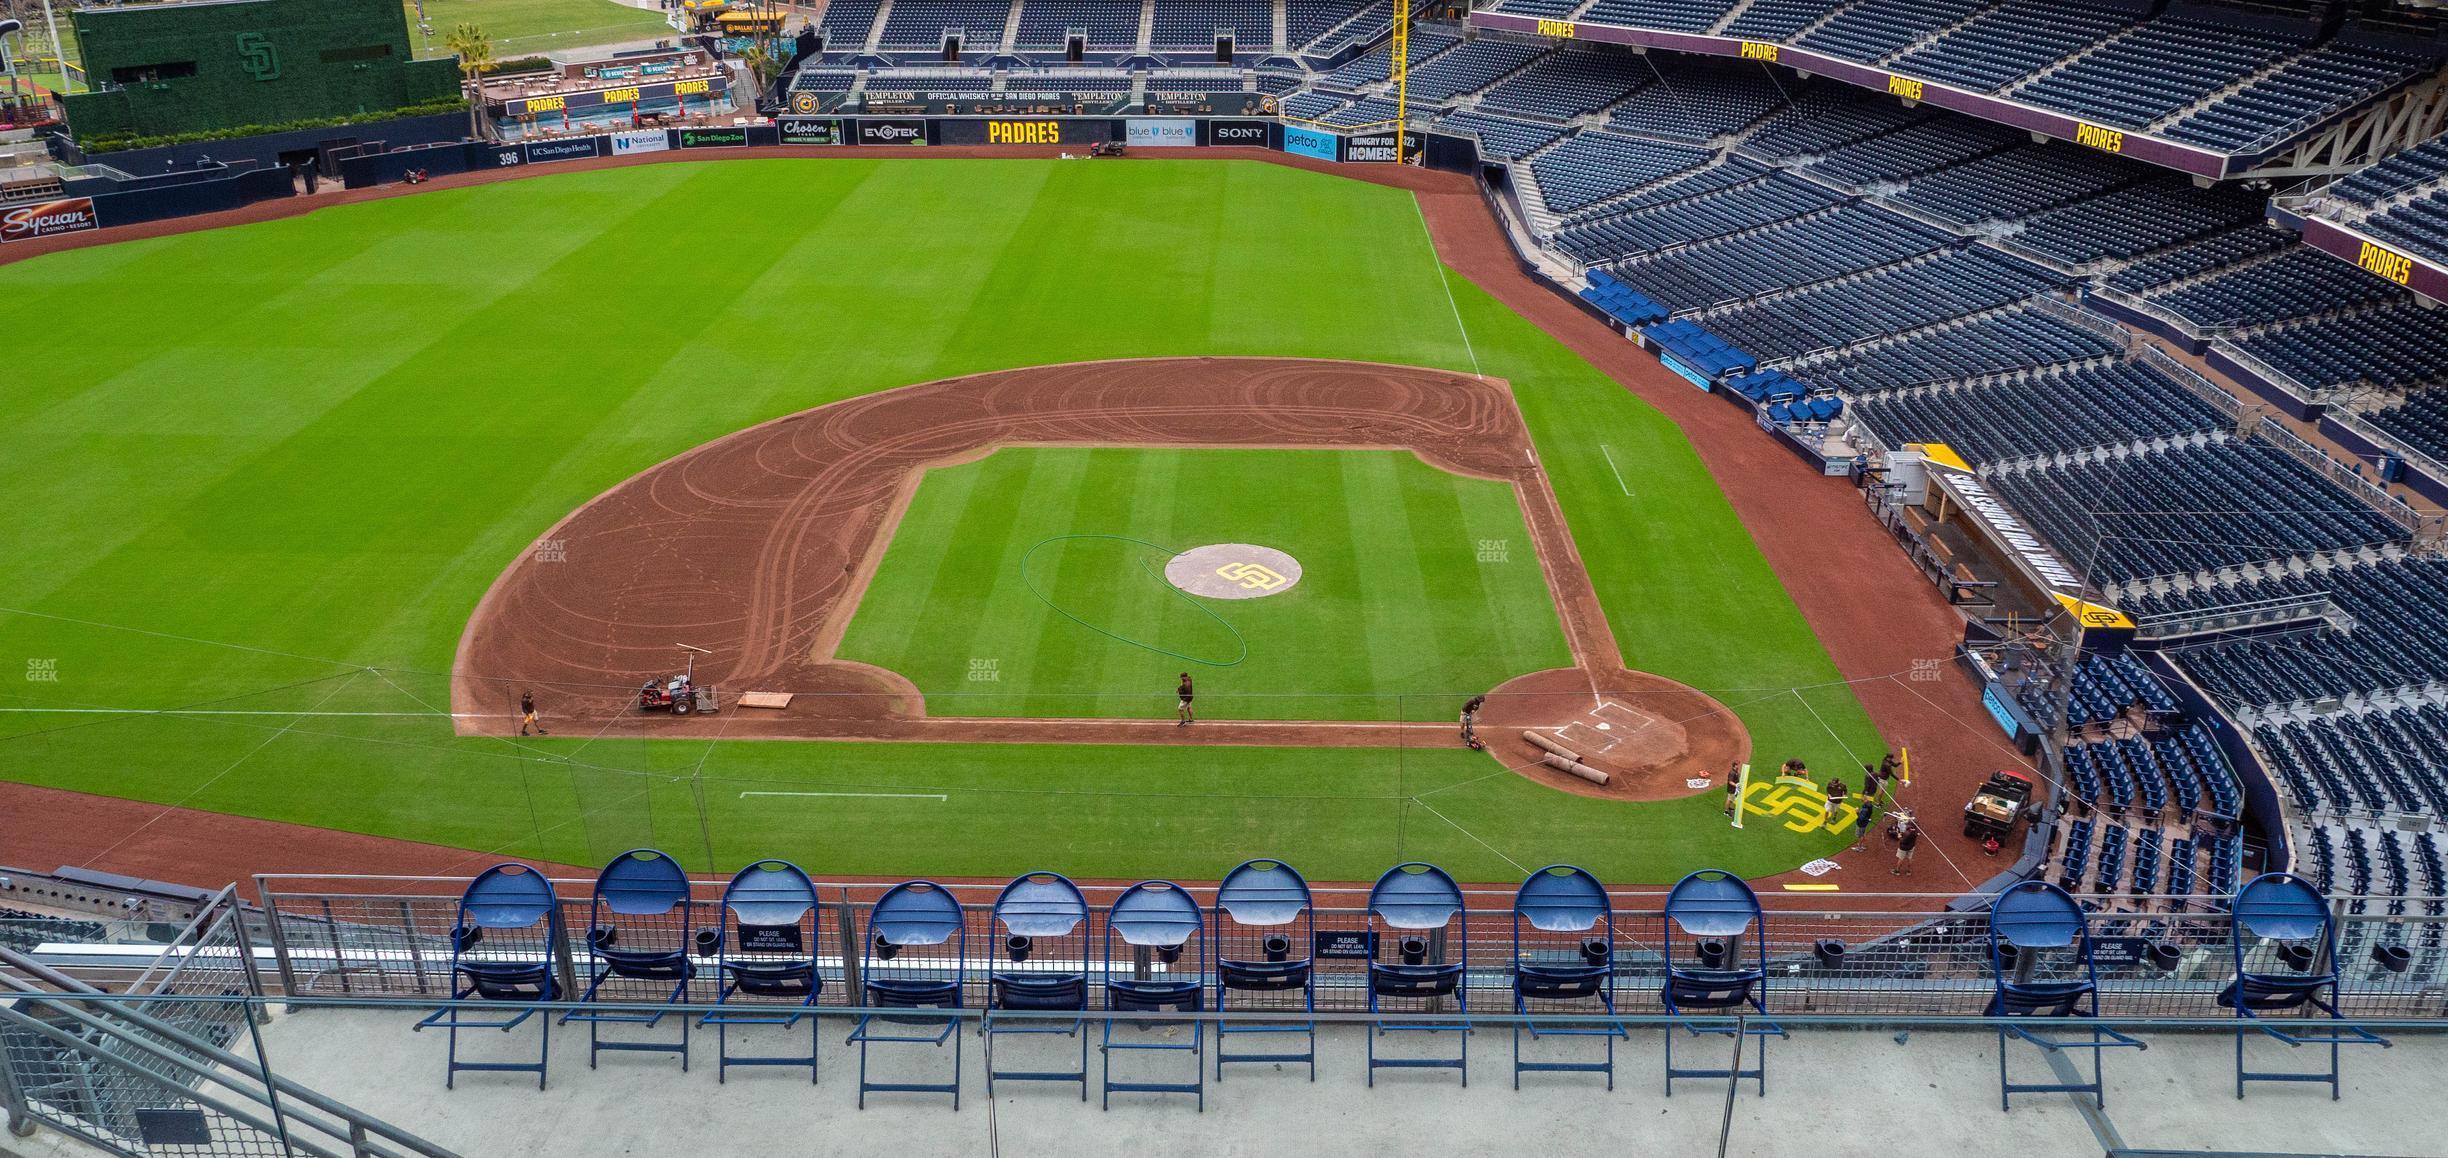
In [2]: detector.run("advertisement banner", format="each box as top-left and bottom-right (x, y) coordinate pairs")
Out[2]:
(1205, 119), (1272, 147)
(1125, 117), (1196, 147)
(470, 143), (524, 170)
(778, 117), (843, 145)
(677, 127), (749, 149)
(1344, 130), (1423, 163)
(1282, 125), (1340, 162)
(609, 129), (670, 155)
(521, 137), (602, 164)
(857, 118), (929, 145)
(0, 197), (100, 244)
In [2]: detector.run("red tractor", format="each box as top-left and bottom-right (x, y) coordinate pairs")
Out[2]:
(638, 675), (700, 715)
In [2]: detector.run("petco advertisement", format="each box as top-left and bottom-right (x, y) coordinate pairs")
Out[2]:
(1126, 118), (1196, 147)
(1282, 125), (1340, 162)
(858, 118), (928, 146)
(0, 197), (99, 244)
(609, 129), (670, 155)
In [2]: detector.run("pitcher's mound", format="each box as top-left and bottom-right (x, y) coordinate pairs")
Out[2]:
(1472, 668), (1748, 801)
(1166, 544), (1302, 599)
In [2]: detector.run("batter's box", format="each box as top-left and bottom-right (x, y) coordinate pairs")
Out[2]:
(1554, 721), (1619, 753)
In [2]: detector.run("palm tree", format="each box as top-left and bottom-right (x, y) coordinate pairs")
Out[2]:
(442, 23), (493, 140)
(736, 41), (780, 110)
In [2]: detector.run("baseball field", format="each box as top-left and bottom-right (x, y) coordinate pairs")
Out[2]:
(0, 157), (1884, 883)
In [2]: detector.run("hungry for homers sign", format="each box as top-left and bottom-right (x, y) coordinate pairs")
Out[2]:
(1, 198), (99, 243)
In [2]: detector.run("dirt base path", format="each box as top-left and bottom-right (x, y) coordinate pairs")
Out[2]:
(451, 357), (1748, 792)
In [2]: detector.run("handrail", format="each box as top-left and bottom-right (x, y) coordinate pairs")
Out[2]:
(0, 946), (460, 1158)
(0, 1003), (330, 1158)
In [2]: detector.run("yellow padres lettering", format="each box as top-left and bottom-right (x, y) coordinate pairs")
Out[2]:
(2074, 122), (2124, 153)
(1742, 781), (1858, 835)
(988, 121), (1063, 144)
(601, 86), (643, 104)
(1215, 562), (1289, 591)
(1738, 41), (1779, 62)
(1534, 18), (1575, 37)
(526, 95), (566, 113)
(2358, 241), (2414, 285)
(1887, 74), (1923, 100)
(675, 78), (712, 95)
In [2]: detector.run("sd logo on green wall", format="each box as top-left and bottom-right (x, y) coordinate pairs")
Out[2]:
(236, 32), (280, 82)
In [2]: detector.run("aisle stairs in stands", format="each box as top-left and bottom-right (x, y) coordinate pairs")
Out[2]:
(1137, 0), (1157, 55)
(1705, 0), (1768, 35)
(866, 0), (896, 52)
(1000, 0), (1026, 53)
(2001, 21), (2142, 99)
(2144, 47), (2321, 135)
(1273, 0), (1289, 55)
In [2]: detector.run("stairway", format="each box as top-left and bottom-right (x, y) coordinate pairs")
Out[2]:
(1137, 0), (1157, 54)
(865, 0), (896, 52)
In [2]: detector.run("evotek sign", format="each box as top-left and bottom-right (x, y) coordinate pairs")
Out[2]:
(986, 120), (1064, 144)
(858, 119), (927, 145)
(2357, 239), (2414, 286)
(0, 197), (99, 244)
(2074, 122), (2125, 153)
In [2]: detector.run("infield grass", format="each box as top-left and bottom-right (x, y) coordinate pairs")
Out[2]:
(839, 447), (1573, 721)
(0, 158), (1879, 883)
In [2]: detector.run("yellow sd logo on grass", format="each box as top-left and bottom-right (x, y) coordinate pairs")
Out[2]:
(1742, 778), (1859, 835)
(1216, 562), (1290, 591)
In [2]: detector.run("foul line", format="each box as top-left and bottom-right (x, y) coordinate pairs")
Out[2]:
(1408, 797), (1528, 876)
(1598, 444), (1634, 496)
(739, 790), (949, 801)
(1415, 195), (1482, 379)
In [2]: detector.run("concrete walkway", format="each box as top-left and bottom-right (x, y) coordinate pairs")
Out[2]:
(62, 1011), (2432, 1157)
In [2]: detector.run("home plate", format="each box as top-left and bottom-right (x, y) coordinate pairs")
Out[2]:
(738, 692), (796, 709)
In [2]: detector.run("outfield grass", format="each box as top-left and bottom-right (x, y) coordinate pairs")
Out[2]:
(0, 158), (1879, 883)
(402, 0), (673, 59)
(839, 447), (1573, 721)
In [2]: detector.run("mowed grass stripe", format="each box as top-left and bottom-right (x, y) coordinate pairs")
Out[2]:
(840, 447), (1567, 722)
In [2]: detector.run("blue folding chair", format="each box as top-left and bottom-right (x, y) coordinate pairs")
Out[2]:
(984, 872), (1091, 1100)
(848, 880), (966, 1108)
(561, 849), (695, 1070)
(1658, 869), (1785, 1095)
(1365, 862), (1469, 1086)
(1984, 880), (2146, 1110)
(1511, 865), (1625, 1089)
(1101, 880), (1206, 1110)
(1211, 858), (1316, 1080)
(701, 860), (825, 1084)
(414, 863), (563, 1089)
(2217, 872), (2390, 1099)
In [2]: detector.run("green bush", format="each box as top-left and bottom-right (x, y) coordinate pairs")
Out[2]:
(482, 56), (555, 76)
(80, 97), (470, 154)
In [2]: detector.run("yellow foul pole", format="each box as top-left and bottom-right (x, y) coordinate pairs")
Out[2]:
(1390, 0), (1409, 162)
